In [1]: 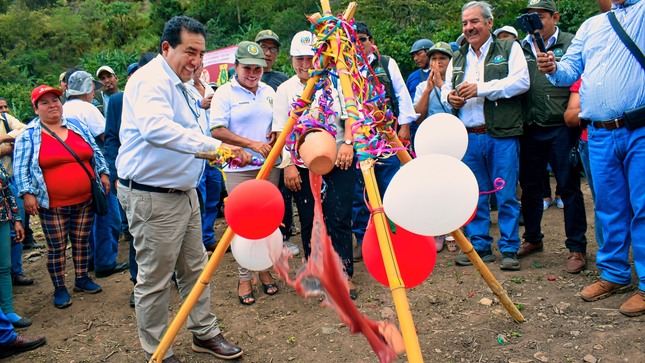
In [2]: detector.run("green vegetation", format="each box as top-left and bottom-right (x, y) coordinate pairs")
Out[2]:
(0, 0), (600, 121)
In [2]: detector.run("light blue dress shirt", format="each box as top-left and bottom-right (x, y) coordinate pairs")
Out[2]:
(547, 0), (644, 121)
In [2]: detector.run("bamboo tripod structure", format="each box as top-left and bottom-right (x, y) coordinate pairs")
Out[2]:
(150, 1), (522, 362)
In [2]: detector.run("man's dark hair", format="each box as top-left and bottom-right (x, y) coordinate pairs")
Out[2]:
(64, 67), (82, 84)
(138, 52), (157, 68)
(159, 16), (206, 53)
(354, 21), (372, 39)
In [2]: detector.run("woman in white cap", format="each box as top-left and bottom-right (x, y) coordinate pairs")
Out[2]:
(210, 41), (280, 306)
(272, 31), (358, 299)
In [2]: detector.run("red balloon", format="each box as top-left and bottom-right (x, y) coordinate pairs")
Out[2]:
(224, 179), (285, 239)
(362, 220), (437, 288)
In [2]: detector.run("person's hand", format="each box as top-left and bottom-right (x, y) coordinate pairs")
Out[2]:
(13, 221), (24, 243)
(225, 144), (253, 167)
(537, 51), (557, 75)
(336, 144), (354, 170)
(100, 174), (110, 195)
(249, 141), (272, 158)
(284, 165), (302, 192)
(114, 180), (119, 191)
(430, 67), (444, 89)
(0, 143), (12, 157)
(23, 194), (39, 216)
(200, 94), (213, 110)
(457, 82), (477, 100)
(398, 124), (411, 141)
(266, 132), (277, 146)
(424, 71), (436, 90)
(448, 89), (466, 109)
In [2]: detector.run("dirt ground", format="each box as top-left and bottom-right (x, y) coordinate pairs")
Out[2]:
(7, 177), (644, 363)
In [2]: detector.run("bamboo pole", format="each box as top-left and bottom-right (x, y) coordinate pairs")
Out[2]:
(360, 160), (424, 362)
(450, 229), (525, 322)
(318, 1), (423, 359)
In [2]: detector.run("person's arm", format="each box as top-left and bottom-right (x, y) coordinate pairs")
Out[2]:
(7, 114), (26, 139)
(472, 42), (530, 101)
(104, 95), (122, 191)
(387, 58), (417, 126)
(414, 81), (431, 122)
(12, 129), (40, 215)
(564, 91), (582, 128)
(540, 24), (586, 86)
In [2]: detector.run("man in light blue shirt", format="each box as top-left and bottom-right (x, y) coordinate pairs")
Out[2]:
(538, 0), (645, 317)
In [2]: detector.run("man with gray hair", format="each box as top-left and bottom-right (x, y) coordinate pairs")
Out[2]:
(441, 1), (529, 270)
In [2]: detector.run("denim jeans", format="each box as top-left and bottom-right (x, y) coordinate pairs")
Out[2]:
(519, 125), (587, 252)
(90, 191), (121, 272)
(8, 179), (24, 277)
(588, 124), (645, 291)
(0, 307), (18, 345)
(352, 155), (400, 245)
(197, 164), (222, 249)
(462, 133), (521, 253)
(578, 139), (603, 247)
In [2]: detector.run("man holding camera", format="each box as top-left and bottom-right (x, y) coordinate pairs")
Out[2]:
(515, 0), (588, 274)
(537, 0), (644, 316)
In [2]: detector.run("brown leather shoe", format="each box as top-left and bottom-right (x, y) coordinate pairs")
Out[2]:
(0, 335), (47, 358)
(580, 279), (634, 302)
(619, 290), (645, 317)
(517, 240), (543, 257)
(192, 333), (243, 360)
(565, 252), (586, 273)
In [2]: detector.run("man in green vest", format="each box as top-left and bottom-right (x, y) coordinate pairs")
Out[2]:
(515, 0), (588, 274)
(441, 1), (529, 270)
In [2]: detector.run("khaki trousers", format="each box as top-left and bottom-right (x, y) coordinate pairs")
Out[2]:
(118, 186), (220, 358)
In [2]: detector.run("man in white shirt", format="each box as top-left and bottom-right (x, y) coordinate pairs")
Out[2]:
(441, 1), (529, 270)
(116, 16), (245, 363)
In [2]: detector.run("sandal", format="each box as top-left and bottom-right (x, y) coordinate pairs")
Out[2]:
(348, 280), (358, 300)
(445, 235), (458, 253)
(259, 271), (278, 296)
(237, 280), (255, 306)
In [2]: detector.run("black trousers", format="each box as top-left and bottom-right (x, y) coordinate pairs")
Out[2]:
(519, 124), (587, 252)
(292, 166), (356, 278)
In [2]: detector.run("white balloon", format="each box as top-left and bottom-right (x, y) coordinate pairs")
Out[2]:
(231, 228), (283, 271)
(383, 154), (478, 236)
(414, 113), (468, 159)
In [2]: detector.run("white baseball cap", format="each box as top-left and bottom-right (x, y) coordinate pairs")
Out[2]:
(290, 31), (317, 57)
(494, 26), (519, 39)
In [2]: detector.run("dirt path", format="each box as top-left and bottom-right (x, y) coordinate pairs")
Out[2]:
(7, 178), (644, 362)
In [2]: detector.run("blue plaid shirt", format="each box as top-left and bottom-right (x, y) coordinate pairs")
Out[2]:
(13, 117), (109, 209)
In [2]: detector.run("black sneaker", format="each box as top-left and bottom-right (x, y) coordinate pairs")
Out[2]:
(455, 250), (495, 266)
(500, 252), (520, 271)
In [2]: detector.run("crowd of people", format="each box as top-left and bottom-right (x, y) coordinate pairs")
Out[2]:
(0, 0), (643, 360)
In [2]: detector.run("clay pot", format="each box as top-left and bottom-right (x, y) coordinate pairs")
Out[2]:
(297, 128), (338, 175)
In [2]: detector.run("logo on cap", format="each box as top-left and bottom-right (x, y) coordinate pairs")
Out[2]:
(529, 0), (540, 4)
(248, 44), (259, 55)
(300, 35), (311, 45)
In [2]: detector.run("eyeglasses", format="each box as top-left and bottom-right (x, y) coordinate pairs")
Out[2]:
(179, 85), (201, 120)
(0, 105), (8, 110)
(358, 36), (369, 42)
(260, 44), (279, 54)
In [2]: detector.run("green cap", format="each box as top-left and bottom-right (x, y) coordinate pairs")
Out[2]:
(520, 0), (557, 13)
(235, 41), (267, 67)
(255, 30), (281, 46)
(427, 42), (454, 58)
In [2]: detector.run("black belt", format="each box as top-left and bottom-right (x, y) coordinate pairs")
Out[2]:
(119, 179), (183, 193)
(466, 125), (486, 134)
(582, 117), (624, 130)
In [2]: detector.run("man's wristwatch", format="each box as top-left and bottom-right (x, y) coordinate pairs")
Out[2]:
(343, 139), (353, 145)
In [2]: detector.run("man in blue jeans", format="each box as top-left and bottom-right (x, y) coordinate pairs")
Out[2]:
(0, 307), (46, 358)
(537, 0), (645, 316)
(442, 1), (529, 270)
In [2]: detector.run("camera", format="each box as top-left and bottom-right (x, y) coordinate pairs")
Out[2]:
(516, 13), (546, 53)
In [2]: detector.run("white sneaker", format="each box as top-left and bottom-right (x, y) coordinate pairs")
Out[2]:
(284, 241), (300, 256)
(543, 199), (552, 211)
(555, 198), (564, 209)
